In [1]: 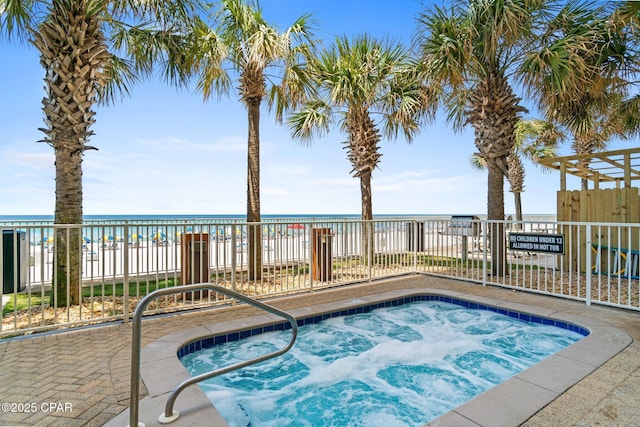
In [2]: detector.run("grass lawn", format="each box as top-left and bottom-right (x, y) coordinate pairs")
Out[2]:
(3, 254), (543, 317)
(2, 278), (179, 316)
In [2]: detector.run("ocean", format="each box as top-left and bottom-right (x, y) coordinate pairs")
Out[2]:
(0, 213), (556, 246)
(0, 213), (556, 222)
(0, 213), (458, 223)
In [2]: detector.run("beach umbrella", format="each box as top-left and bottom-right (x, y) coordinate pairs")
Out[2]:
(82, 236), (91, 244)
(103, 234), (114, 242)
(129, 233), (144, 241)
(151, 231), (167, 242)
(43, 236), (54, 244)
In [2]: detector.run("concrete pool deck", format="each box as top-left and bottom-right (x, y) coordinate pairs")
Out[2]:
(1, 274), (638, 426)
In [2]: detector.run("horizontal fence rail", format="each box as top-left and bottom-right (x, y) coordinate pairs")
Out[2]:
(1, 217), (638, 337)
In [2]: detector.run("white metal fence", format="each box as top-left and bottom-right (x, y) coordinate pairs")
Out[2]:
(1, 217), (638, 337)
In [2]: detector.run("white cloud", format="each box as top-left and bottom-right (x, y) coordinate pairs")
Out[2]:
(2, 149), (53, 169)
(379, 170), (438, 180)
(136, 135), (246, 154)
(263, 187), (289, 196)
(308, 177), (355, 187)
(136, 136), (185, 147)
(208, 136), (246, 153)
(265, 163), (309, 176)
(374, 171), (469, 194)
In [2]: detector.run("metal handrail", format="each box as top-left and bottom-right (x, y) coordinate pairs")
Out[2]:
(128, 283), (298, 427)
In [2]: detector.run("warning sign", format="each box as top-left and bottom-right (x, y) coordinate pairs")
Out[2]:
(508, 233), (564, 254)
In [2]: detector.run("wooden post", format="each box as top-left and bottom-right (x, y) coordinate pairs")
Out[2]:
(311, 228), (332, 282)
(181, 232), (210, 299)
(560, 162), (566, 192)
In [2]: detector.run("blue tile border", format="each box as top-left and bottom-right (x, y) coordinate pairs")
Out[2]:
(177, 295), (590, 360)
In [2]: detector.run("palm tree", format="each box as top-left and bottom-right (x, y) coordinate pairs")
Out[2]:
(414, 0), (543, 275)
(510, 120), (562, 221)
(471, 119), (563, 225)
(1, 0), (201, 305)
(175, 0), (316, 280)
(522, 2), (632, 188)
(611, 1), (640, 136)
(289, 35), (435, 261)
(414, 0), (608, 275)
(568, 106), (628, 189)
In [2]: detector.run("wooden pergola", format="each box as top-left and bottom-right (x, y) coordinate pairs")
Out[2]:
(538, 147), (640, 273)
(537, 147), (640, 191)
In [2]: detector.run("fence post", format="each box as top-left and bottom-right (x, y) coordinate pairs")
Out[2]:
(367, 221), (373, 282)
(231, 226), (237, 293)
(585, 223), (592, 306)
(482, 220), (488, 286)
(123, 223), (130, 323)
(413, 221), (418, 273)
(309, 223), (314, 291)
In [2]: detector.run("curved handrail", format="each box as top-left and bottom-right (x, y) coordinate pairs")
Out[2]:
(129, 283), (298, 427)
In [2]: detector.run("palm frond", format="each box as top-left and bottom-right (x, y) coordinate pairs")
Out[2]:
(470, 153), (487, 170)
(414, 4), (470, 90)
(467, 0), (542, 60)
(289, 32), (434, 155)
(618, 94), (640, 136)
(443, 88), (470, 131)
(288, 98), (333, 144)
(97, 55), (138, 105)
(514, 119), (562, 172)
(1, 0), (40, 40)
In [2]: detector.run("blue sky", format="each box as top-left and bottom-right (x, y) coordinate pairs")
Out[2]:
(0, 0), (633, 216)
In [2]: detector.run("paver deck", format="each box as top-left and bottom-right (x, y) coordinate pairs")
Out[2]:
(1, 274), (638, 427)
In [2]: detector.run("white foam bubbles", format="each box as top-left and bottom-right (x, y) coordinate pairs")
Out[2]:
(185, 301), (583, 426)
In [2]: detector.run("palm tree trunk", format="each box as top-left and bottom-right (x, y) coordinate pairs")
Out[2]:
(360, 171), (374, 263)
(360, 170), (373, 221)
(247, 97), (262, 280)
(53, 148), (83, 306)
(572, 137), (595, 190)
(577, 156), (590, 189)
(32, 0), (108, 306)
(514, 192), (523, 229)
(507, 153), (524, 228)
(487, 162), (506, 276)
(344, 110), (380, 265)
(466, 72), (525, 277)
